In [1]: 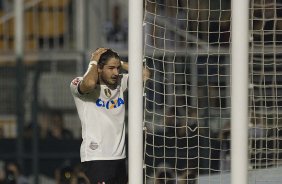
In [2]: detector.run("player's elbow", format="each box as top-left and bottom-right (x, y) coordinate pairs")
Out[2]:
(143, 69), (151, 81)
(81, 78), (97, 92)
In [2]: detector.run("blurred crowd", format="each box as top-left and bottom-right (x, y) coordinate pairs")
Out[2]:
(0, 160), (89, 184)
(23, 108), (74, 140)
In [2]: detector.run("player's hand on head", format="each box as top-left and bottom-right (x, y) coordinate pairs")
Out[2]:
(91, 48), (108, 62)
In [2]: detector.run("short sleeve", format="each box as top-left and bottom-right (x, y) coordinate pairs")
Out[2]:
(70, 77), (83, 97)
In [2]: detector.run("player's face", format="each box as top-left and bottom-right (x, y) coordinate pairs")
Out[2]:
(99, 57), (121, 86)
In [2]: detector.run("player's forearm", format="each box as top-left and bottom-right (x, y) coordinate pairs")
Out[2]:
(80, 64), (98, 93)
(122, 60), (150, 81)
(121, 61), (128, 71)
(80, 48), (107, 93)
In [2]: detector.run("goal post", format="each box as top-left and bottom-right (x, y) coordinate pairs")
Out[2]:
(128, 0), (143, 184)
(231, 0), (249, 184)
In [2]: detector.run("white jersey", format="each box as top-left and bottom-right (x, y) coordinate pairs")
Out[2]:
(70, 74), (128, 162)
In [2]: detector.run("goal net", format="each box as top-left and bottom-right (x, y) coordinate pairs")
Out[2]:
(142, 0), (282, 183)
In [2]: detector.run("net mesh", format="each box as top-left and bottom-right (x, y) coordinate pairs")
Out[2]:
(143, 0), (282, 183)
(249, 0), (282, 170)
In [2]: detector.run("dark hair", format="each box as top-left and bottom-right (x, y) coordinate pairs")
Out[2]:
(98, 49), (120, 68)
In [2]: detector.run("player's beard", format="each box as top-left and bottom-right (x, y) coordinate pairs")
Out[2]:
(100, 73), (118, 87)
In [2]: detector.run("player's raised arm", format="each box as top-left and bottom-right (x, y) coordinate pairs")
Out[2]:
(120, 60), (150, 81)
(79, 48), (108, 94)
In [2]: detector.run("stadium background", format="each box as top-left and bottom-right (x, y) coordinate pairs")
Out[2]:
(0, 0), (129, 183)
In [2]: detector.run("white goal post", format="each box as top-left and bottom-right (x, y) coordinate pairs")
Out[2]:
(128, 0), (144, 184)
(231, 0), (249, 184)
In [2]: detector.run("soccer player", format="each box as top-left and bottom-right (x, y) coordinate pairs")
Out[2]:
(70, 48), (149, 184)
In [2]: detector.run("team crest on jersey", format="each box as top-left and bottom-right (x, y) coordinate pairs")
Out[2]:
(104, 88), (111, 98)
(71, 77), (80, 86)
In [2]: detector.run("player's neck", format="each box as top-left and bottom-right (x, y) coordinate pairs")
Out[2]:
(99, 78), (117, 90)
